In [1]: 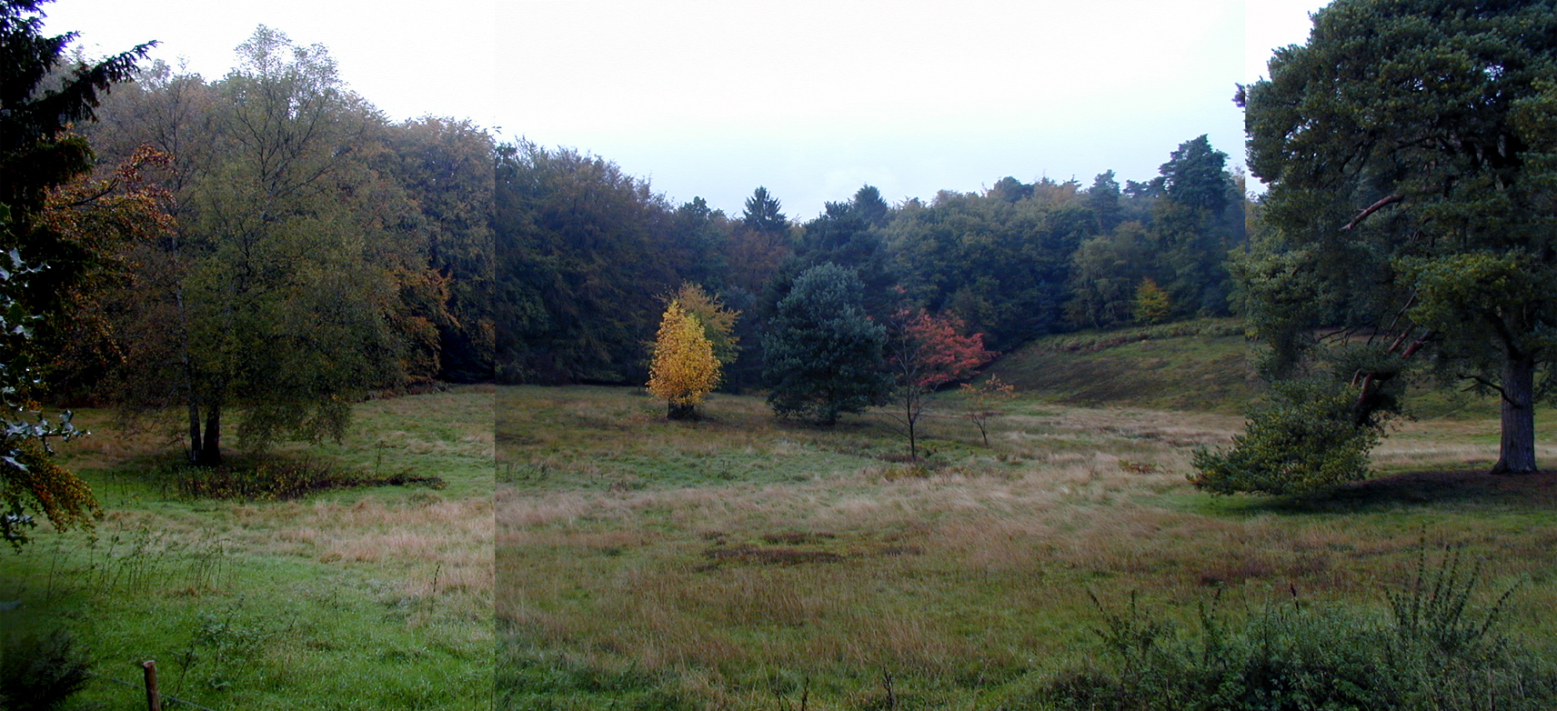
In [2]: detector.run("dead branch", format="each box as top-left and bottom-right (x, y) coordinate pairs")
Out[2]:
(1342, 194), (1404, 231)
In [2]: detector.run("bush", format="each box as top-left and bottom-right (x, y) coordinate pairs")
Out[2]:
(1031, 550), (1557, 711)
(170, 455), (445, 501)
(0, 629), (91, 711)
(1190, 379), (1382, 495)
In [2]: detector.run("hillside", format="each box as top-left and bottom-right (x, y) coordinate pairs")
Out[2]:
(987, 318), (1260, 414)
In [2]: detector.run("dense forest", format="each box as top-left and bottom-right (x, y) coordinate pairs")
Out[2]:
(21, 28), (496, 466)
(497, 135), (1248, 388)
(16, 16), (1250, 438)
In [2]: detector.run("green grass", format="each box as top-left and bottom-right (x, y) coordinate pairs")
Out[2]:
(3, 387), (494, 711)
(990, 318), (1261, 414)
(496, 380), (1557, 710)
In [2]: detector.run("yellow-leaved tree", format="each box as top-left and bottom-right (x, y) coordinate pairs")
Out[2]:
(647, 303), (721, 420)
(669, 282), (740, 367)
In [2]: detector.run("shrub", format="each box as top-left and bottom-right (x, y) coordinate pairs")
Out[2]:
(1190, 379), (1382, 496)
(0, 629), (91, 711)
(1031, 550), (1557, 711)
(170, 456), (445, 501)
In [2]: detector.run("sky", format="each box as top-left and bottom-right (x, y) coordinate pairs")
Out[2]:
(44, 0), (1326, 219)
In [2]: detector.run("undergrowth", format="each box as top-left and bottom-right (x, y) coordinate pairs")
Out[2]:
(1033, 547), (1556, 711)
(163, 455), (446, 501)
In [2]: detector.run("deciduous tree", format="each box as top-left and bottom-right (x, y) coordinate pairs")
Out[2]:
(885, 307), (994, 459)
(96, 27), (442, 465)
(1132, 278), (1171, 325)
(667, 282), (739, 367)
(961, 374), (1015, 446)
(646, 302), (720, 420)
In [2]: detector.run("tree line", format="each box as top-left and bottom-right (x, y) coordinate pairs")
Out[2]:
(11, 0), (1549, 548)
(497, 135), (1249, 390)
(10, 18), (497, 471)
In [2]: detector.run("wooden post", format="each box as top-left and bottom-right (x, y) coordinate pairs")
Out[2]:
(142, 660), (161, 711)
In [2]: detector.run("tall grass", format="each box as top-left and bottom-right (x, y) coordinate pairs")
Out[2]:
(497, 385), (1557, 710)
(4, 388), (495, 711)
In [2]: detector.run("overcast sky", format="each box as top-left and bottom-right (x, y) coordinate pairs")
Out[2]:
(45, 0), (1325, 218)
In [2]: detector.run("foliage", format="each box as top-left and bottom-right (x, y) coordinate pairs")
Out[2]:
(0, 0), (149, 546)
(1, 237), (98, 548)
(34, 145), (176, 398)
(168, 456), (445, 501)
(647, 302), (721, 420)
(740, 186), (788, 236)
(885, 306), (995, 459)
(1064, 136), (1244, 328)
(0, 0), (152, 229)
(1145, 136), (1244, 316)
(667, 282), (740, 367)
(884, 179), (1091, 348)
(1191, 380), (1385, 496)
(1065, 221), (1150, 329)
(763, 263), (890, 425)
(1036, 553), (1556, 711)
(1133, 278), (1171, 325)
(0, 628), (90, 711)
(1243, 0), (1557, 474)
(960, 374), (1016, 446)
(494, 141), (680, 383)
(790, 191), (896, 319)
(85, 27), (439, 464)
(383, 116), (496, 382)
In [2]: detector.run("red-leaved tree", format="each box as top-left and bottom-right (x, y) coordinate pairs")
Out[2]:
(886, 308), (995, 460)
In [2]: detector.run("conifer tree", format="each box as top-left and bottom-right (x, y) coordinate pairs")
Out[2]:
(763, 263), (891, 425)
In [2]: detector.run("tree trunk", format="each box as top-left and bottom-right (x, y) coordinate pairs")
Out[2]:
(198, 400), (222, 466)
(667, 403), (697, 421)
(187, 400), (202, 465)
(1491, 355), (1538, 475)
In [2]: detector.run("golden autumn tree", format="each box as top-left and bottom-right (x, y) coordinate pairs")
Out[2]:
(647, 303), (721, 420)
(668, 282), (740, 366)
(1133, 278), (1171, 325)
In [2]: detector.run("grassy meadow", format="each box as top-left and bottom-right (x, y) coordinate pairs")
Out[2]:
(496, 329), (1557, 710)
(2, 387), (495, 710)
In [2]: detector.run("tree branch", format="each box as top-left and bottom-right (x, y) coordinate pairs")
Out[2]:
(1460, 373), (1509, 401)
(1341, 194), (1404, 231)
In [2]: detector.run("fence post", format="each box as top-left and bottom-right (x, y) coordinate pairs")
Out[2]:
(142, 659), (161, 711)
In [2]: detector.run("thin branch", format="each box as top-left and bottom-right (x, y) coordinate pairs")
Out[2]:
(1460, 373), (1509, 401)
(1370, 291), (1417, 349)
(1342, 194), (1404, 231)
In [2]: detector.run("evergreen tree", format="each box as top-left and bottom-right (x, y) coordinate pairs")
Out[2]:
(763, 263), (890, 425)
(741, 186), (787, 235)
(1242, 0), (1557, 476)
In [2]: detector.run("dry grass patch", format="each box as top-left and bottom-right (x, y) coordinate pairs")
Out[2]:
(497, 386), (1557, 710)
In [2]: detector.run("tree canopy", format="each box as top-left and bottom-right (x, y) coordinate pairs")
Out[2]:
(74, 27), (449, 465)
(763, 263), (891, 425)
(1241, 0), (1557, 476)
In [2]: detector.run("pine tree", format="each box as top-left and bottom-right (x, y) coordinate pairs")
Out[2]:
(763, 263), (891, 425)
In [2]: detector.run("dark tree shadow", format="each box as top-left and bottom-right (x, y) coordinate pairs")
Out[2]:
(1261, 470), (1557, 514)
